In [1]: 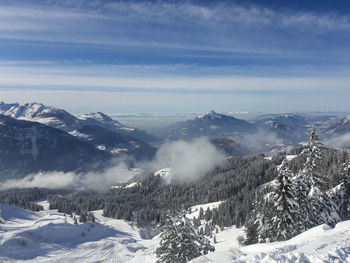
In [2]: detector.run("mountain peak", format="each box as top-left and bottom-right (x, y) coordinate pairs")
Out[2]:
(0, 101), (80, 131)
(78, 112), (115, 123)
(208, 110), (220, 118)
(197, 110), (222, 119)
(0, 101), (51, 119)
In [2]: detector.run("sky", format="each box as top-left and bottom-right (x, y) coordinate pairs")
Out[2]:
(0, 0), (350, 113)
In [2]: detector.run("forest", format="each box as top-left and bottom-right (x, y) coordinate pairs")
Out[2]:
(1, 129), (350, 245)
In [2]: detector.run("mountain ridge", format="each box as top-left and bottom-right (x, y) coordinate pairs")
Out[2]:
(0, 115), (109, 179)
(0, 101), (157, 159)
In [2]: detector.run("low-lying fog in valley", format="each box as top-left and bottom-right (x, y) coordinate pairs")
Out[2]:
(0, 137), (227, 190)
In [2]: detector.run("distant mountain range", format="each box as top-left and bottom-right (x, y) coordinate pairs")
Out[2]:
(78, 112), (159, 144)
(0, 102), (349, 179)
(157, 111), (350, 155)
(160, 111), (255, 140)
(0, 102), (157, 160)
(254, 114), (309, 143)
(0, 101), (80, 132)
(327, 116), (350, 136)
(0, 102), (158, 144)
(159, 111), (311, 142)
(0, 115), (108, 179)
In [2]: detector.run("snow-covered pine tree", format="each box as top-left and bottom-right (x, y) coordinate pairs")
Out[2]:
(243, 184), (274, 244)
(298, 127), (339, 227)
(269, 160), (299, 241)
(308, 186), (339, 227)
(248, 193), (274, 243)
(255, 209), (273, 243)
(156, 211), (214, 263)
(300, 127), (328, 191)
(293, 175), (310, 231)
(243, 212), (259, 245)
(341, 162), (350, 220)
(250, 159), (301, 243)
(334, 162), (350, 220)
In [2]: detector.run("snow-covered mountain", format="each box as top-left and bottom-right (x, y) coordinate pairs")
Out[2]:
(0, 102), (157, 160)
(255, 114), (307, 127)
(327, 115), (350, 135)
(78, 112), (160, 144)
(74, 124), (156, 160)
(0, 115), (108, 179)
(254, 114), (308, 143)
(158, 112), (314, 154)
(78, 112), (122, 126)
(0, 102), (80, 132)
(0, 102), (158, 143)
(161, 111), (255, 140)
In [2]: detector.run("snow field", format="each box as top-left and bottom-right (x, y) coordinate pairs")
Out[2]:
(1, 201), (350, 262)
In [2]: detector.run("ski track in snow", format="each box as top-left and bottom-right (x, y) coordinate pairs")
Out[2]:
(1, 202), (350, 262)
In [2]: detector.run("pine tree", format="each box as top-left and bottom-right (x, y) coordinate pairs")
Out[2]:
(269, 160), (299, 241)
(308, 186), (339, 227)
(254, 197), (274, 243)
(293, 175), (310, 231)
(300, 127), (327, 191)
(299, 128), (339, 227)
(243, 214), (259, 245)
(339, 162), (350, 220)
(156, 211), (214, 263)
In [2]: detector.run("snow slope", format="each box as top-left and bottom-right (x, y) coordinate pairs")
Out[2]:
(187, 201), (223, 220)
(191, 223), (350, 263)
(0, 202), (157, 263)
(0, 102), (80, 132)
(234, 223), (350, 263)
(1, 202), (350, 262)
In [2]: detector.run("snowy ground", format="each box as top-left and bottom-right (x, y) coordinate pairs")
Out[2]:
(1, 202), (350, 263)
(187, 201), (223, 220)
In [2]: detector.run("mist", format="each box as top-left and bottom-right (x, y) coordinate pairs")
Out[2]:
(146, 137), (227, 182)
(324, 133), (350, 149)
(240, 129), (284, 154)
(0, 138), (227, 190)
(0, 161), (134, 191)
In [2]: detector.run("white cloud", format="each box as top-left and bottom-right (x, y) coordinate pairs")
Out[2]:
(0, 2), (349, 51)
(0, 5), (103, 32)
(241, 129), (285, 153)
(0, 77), (349, 113)
(0, 161), (134, 191)
(147, 137), (227, 182)
(0, 64), (349, 92)
(324, 133), (350, 149)
(0, 172), (76, 190)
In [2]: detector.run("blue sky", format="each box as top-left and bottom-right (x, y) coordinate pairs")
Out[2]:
(0, 0), (350, 113)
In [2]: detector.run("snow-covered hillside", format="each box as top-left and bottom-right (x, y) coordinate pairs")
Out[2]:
(0, 102), (80, 132)
(1, 202), (350, 263)
(0, 202), (159, 263)
(78, 112), (122, 126)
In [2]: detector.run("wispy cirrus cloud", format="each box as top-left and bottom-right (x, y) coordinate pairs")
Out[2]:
(0, 1), (349, 113)
(1, 1), (349, 52)
(0, 64), (349, 93)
